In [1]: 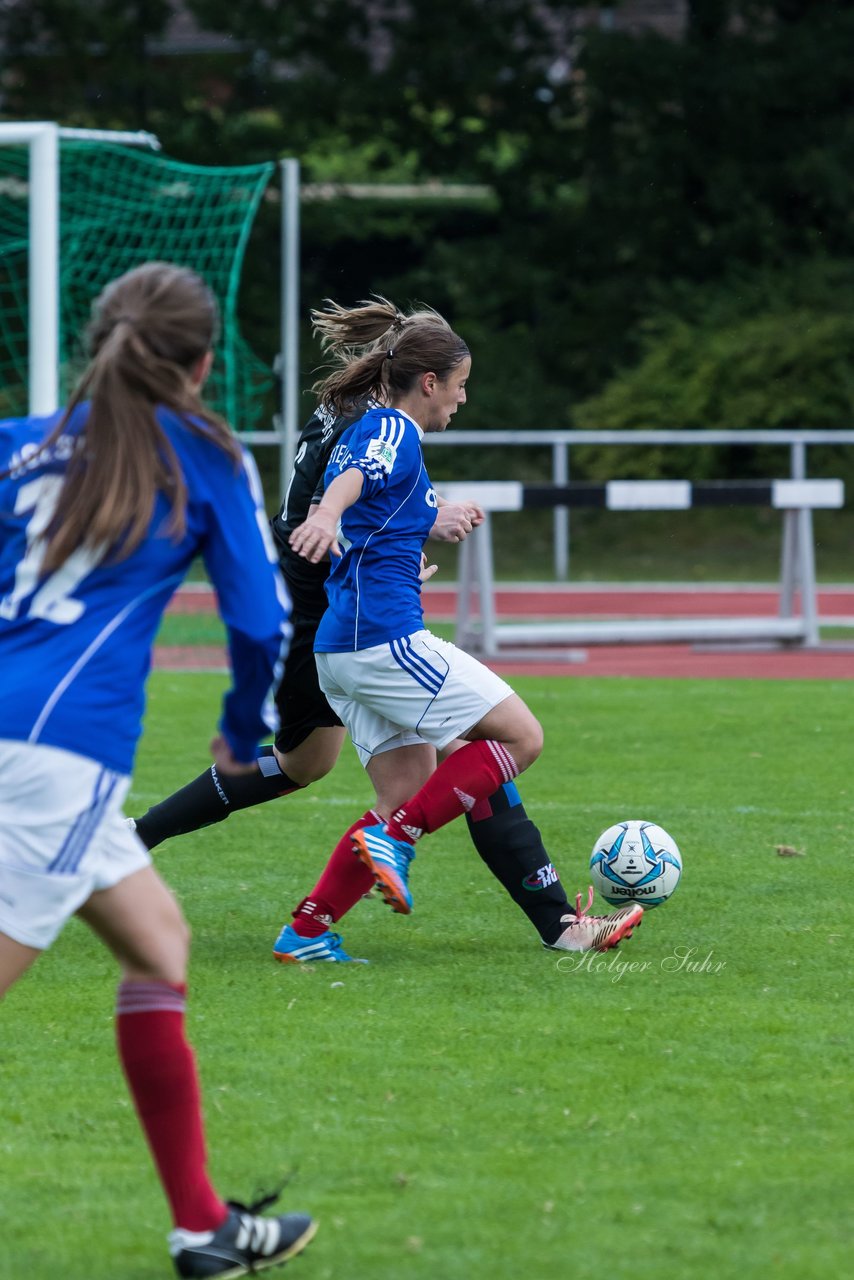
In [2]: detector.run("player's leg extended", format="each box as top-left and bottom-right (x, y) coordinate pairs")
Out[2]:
(80, 867), (317, 1272)
(372, 726), (642, 951)
(384, 693), (542, 840)
(273, 741), (435, 962)
(464, 780), (573, 947)
(315, 638), (537, 913)
(133, 728), (345, 849)
(354, 694), (541, 913)
(385, 703), (641, 951)
(132, 615), (346, 850)
(78, 865), (226, 1229)
(349, 742), (437, 915)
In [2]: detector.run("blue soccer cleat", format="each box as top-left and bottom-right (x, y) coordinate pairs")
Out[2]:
(272, 924), (367, 964)
(351, 824), (416, 914)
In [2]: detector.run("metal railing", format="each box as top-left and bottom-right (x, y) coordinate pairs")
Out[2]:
(436, 479), (843, 651)
(424, 429), (854, 580)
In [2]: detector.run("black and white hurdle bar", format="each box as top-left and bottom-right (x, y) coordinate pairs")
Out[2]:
(436, 479), (845, 654)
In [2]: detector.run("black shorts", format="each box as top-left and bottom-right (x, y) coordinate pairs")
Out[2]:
(274, 611), (343, 755)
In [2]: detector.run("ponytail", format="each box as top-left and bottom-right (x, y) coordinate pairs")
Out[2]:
(30, 262), (242, 574)
(311, 295), (469, 416)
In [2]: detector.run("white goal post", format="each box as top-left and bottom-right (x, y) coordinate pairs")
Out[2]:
(0, 121), (161, 418)
(1, 121), (295, 480)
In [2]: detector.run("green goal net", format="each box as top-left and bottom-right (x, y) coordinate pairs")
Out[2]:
(0, 139), (275, 431)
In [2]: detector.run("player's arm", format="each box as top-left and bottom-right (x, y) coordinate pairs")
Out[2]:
(200, 450), (291, 767)
(289, 468), (364, 563)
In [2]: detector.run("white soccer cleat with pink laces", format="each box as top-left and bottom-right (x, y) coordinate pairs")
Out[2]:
(545, 886), (643, 953)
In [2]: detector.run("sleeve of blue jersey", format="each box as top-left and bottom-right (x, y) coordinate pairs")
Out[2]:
(199, 448), (292, 761)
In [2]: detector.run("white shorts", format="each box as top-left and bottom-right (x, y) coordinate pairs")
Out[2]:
(315, 629), (514, 766)
(0, 740), (150, 950)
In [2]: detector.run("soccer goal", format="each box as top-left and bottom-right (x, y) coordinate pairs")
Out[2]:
(0, 121), (288, 439)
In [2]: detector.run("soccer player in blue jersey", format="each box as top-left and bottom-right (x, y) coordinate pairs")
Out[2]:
(130, 304), (585, 964)
(289, 297), (644, 954)
(0, 263), (316, 1278)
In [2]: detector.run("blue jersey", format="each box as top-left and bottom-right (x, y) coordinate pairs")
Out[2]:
(314, 407), (437, 651)
(0, 405), (291, 774)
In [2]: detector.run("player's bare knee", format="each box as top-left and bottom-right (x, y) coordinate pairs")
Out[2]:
(127, 932), (189, 985)
(280, 757), (330, 786)
(127, 905), (190, 985)
(372, 784), (415, 815)
(510, 717), (544, 772)
(275, 730), (343, 786)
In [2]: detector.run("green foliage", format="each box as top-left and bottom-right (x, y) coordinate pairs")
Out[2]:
(576, 3), (854, 281)
(571, 256), (854, 481)
(3, 672), (852, 1279)
(3, 2), (854, 444)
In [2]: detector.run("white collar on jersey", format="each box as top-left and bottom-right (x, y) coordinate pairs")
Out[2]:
(385, 406), (423, 439)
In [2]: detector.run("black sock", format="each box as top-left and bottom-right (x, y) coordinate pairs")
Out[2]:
(465, 782), (572, 946)
(134, 746), (301, 850)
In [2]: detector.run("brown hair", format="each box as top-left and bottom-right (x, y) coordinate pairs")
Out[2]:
(311, 295), (470, 415)
(30, 261), (241, 573)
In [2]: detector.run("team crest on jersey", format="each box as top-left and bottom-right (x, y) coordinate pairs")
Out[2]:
(365, 436), (398, 472)
(425, 487), (439, 508)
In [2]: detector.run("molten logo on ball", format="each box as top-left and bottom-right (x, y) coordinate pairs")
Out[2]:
(590, 820), (682, 908)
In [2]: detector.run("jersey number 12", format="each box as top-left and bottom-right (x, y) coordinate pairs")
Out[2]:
(0, 475), (102, 624)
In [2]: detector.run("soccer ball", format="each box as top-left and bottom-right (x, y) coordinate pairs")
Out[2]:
(590, 820), (682, 908)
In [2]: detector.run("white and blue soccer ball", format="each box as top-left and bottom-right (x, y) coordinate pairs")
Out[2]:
(590, 820), (682, 908)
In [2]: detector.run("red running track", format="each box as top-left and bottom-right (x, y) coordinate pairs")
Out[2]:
(421, 584), (854, 620)
(159, 584), (854, 679)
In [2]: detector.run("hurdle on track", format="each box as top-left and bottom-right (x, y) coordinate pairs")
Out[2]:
(436, 479), (844, 655)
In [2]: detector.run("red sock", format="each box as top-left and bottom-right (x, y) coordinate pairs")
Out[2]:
(116, 980), (227, 1232)
(386, 740), (519, 840)
(291, 810), (379, 937)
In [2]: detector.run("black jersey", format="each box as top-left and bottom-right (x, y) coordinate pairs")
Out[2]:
(270, 402), (365, 612)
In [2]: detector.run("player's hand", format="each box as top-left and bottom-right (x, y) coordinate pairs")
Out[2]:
(419, 552), (439, 583)
(209, 734), (258, 776)
(289, 507), (341, 562)
(429, 502), (480, 543)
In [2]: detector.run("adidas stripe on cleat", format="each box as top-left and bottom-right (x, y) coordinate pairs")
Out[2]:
(351, 824), (415, 914)
(272, 925), (367, 964)
(169, 1198), (317, 1278)
(545, 887), (644, 954)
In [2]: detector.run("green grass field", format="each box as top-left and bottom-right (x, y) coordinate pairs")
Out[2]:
(3, 674), (851, 1280)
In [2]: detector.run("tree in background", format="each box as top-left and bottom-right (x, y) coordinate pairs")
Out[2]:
(2, 1), (854, 446)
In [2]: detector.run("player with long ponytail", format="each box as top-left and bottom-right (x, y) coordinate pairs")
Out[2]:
(130, 296), (619, 964)
(0, 262), (316, 1278)
(287, 296), (645, 954)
